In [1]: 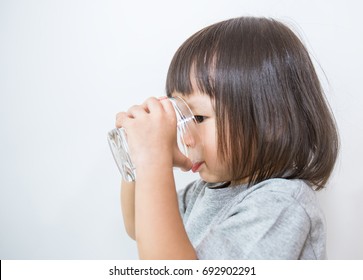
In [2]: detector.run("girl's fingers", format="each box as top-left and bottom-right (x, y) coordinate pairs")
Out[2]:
(120, 97), (172, 121)
(159, 97), (176, 116)
(127, 104), (149, 118)
(115, 96), (193, 171)
(115, 99), (157, 128)
(115, 112), (130, 128)
(173, 146), (193, 171)
(142, 96), (175, 115)
(143, 97), (164, 115)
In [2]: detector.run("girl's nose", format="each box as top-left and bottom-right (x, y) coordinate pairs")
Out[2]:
(182, 131), (196, 148)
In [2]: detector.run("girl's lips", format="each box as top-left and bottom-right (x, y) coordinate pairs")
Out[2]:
(191, 162), (204, 173)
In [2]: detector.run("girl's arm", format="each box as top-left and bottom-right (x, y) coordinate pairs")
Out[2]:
(120, 172), (196, 259)
(135, 160), (197, 259)
(120, 180), (136, 240)
(116, 97), (196, 259)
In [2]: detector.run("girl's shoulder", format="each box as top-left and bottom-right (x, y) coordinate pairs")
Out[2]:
(179, 178), (317, 207)
(193, 178), (326, 259)
(182, 178), (316, 205)
(243, 178), (319, 208)
(226, 178), (324, 228)
(178, 178), (322, 223)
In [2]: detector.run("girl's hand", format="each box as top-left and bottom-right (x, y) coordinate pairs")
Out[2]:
(115, 97), (192, 172)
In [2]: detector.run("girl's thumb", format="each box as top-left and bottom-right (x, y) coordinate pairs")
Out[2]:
(173, 147), (193, 172)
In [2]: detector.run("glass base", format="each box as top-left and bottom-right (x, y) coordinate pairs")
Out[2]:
(107, 128), (136, 182)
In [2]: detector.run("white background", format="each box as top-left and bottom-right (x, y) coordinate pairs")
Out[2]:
(0, 0), (362, 259)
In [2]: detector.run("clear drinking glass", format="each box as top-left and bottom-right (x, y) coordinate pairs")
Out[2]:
(107, 96), (203, 182)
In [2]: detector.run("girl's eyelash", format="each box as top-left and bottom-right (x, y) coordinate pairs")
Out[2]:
(194, 115), (206, 123)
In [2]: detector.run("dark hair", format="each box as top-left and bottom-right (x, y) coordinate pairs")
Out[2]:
(166, 17), (339, 190)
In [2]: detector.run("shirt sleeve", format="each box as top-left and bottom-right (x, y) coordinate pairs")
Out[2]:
(195, 189), (312, 259)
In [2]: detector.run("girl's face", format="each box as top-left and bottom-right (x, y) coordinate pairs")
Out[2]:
(172, 91), (231, 183)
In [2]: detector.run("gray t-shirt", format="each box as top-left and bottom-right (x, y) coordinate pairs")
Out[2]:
(178, 178), (326, 259)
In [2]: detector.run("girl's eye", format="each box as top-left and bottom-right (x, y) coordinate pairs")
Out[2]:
(194, 115), (205, 123)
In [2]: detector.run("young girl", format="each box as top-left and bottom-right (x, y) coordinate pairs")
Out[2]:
(116, 17), (339, 259)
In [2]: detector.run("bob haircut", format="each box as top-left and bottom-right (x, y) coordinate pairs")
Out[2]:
(166, 17), (339, 190)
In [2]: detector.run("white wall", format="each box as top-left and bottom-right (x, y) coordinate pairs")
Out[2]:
(0, 0), (362, 259)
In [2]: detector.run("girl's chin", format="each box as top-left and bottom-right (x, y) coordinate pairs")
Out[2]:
(198, 172), (226, 184)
